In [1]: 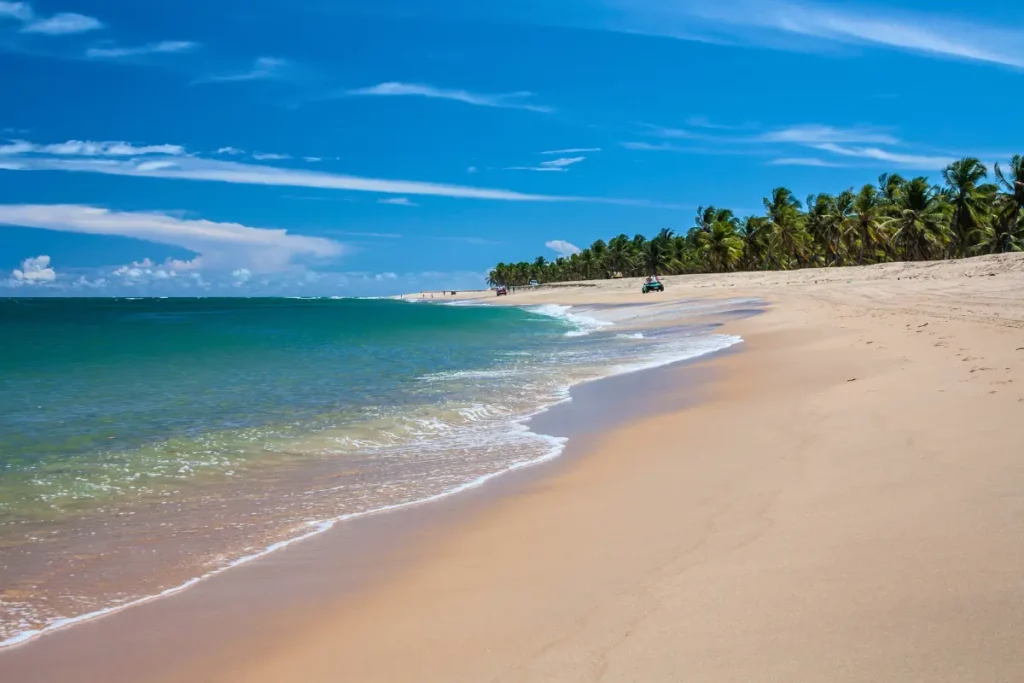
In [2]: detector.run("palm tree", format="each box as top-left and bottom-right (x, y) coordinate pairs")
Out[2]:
(641, 237), (678, 276)
(764, 187), (806, 269)
(883, 177), (951, 261)
(942, 157), (992, 257)
(823, 189), (855, 266)
(739, 216), (769, 270)
(700, 219), (744, 272)
(852, 184), (884, 263)
(992, 155), (1024, 252)
(606, 234), (635, 277)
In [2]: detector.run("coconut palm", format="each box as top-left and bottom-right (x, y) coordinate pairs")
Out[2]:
(942, 157), (993, 257)
(764, 187), (806, 269)
(883, 177), (951, 261)
(606, 234), (635, 277)
(641, 236), (678, 276)
(852, 184), (884, 263)
(700, 219), (744, 272)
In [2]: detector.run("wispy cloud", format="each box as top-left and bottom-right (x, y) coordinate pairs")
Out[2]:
(199, 57), (286, 84)
(1, 147), (558, 201)
(756, 124), (898, 145)
(541, 147), (602, 155)
(86, 41), (197, 59)
(546, 240), (581, 257)
(621, 141), (688, 152)
(812, 143), (954, 169)
(347, 82), (553, 113)
(378, 197), (418, 207)
(0, 2), (32, 21)
(506, 156), (586, 172)
(599, 0), (1024, 69)
(0, 139), (673, 206)
(0, 204), (343, 272)
(215, 146), (245, 155)
(767, 157), (847, 167)
(1, 2), (102, 35)
(23, 12), (101, 35)
(0, 139), (186, 156)
(252, 152), (291, 161)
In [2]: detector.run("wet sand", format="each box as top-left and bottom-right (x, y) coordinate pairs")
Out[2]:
(6, 253), (1024, 681)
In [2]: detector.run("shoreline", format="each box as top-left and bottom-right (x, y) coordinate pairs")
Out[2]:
(6, 253), (1024, 681)
(0, 297), (745, 660)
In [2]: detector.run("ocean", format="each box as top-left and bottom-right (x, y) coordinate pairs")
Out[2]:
(0, 296), (743, 646)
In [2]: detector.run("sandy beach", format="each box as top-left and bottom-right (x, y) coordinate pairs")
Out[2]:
(6, 254), (1024, 681)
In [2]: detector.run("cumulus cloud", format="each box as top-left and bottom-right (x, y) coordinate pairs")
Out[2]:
(546, 240), (582, 257)
(347, 82), (553, 113)
(10, 254), (56, 284)
(0, 205), (344, 273)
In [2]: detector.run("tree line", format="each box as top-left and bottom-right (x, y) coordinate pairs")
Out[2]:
(486, 155), (1024, 287)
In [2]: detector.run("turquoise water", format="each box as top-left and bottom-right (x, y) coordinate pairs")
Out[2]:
(0, 298), (569, 521)
(0, 296), (744, 646)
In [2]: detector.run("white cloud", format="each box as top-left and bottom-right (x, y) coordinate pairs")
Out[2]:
(215, 147), (244, 156)
(600, 0), (1024, 69)
(303, 156), (322, 162)
(10, 254), (56, 284)
(546, 240), (581, 257)
(767, 157), (846, 167)
(466, 166), (478, 174)
(757, 124), (898, 145)
(232, 268), (252, 284)
(86, 41), (197, 59)
(506, 156), (586, 172)
(0, 205), (344, 272)
(0, 2), (32, 21)
(377, 197), (419, 207)
(347, 82), (553, 113)
(621, 141), (688, 152)
(252, 152), (291, 161)
(0, 139), (186, 157)
(541, 147), (602, 154)
(813, 143), (954, 168)
(200, 57), (285, 84)
(22, 12), (101, 35)
(2, 150), (564, 201)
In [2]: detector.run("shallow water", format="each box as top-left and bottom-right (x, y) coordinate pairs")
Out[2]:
(0, 296), (746, 646)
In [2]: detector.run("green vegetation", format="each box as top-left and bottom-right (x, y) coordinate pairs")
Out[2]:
(486, 156), (1024, 287)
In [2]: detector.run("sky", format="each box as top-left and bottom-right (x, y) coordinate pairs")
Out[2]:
(1, 0), (1022, 296)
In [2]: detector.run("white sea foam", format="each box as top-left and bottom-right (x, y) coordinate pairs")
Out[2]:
(0, 298), (749, 651)
(525, 303), (614, 337)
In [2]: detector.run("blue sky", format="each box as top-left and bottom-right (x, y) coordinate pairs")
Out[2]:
(1, 0), (1022, 296)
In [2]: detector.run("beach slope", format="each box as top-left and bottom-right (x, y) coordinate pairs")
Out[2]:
(221, 255), (1024, 682)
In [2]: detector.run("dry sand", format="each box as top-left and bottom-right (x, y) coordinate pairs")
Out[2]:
(8, 254), (1024, 682)
(215, 254), (1024, 682)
